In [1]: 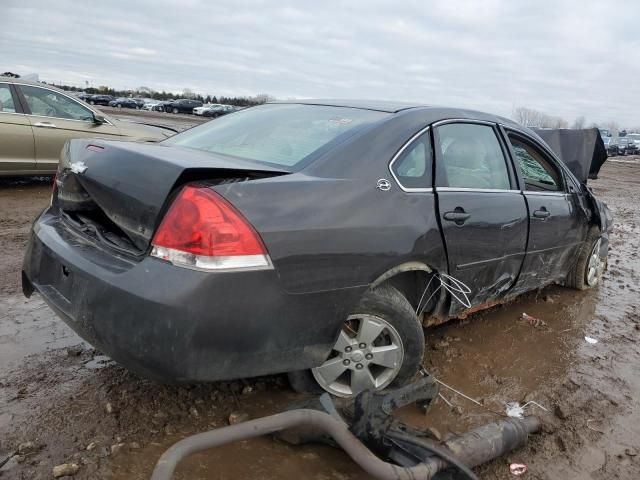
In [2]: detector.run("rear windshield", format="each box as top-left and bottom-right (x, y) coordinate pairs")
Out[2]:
(164, 103), (388, 168)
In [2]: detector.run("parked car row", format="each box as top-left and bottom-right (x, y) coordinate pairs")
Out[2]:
(151, 98), (203, 114)
(602, 135), (640, 156)
(72, 91), (239, 117)
(75, 93), (148, 109)
(193, 103), (238, 117)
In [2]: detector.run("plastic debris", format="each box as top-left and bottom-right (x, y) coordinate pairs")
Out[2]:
(521, 312), (546, 328)
(510, 463), (527, 475)
(585, 336), (598, 344)
(506, 402), (525, 419)
(506, 401), (549, 419)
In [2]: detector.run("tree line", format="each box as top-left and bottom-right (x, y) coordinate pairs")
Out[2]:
(512, 106), (636, 135)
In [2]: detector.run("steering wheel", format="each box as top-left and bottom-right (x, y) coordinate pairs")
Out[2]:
(44, 106), (56, 117)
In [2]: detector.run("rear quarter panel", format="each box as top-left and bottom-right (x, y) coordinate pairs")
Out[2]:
(216, 175), (444, 294)
(213, 111), (449, 296)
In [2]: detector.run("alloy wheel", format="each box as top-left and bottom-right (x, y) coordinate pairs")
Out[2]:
(312, 314), (404, 397)
(586, 238), (603, 286)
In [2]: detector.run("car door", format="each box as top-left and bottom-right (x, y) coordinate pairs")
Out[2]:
(17, 84), (122, 171)
(504, 130), (587, 289)
(434, 121), (528, 315)
(184, 100), (196, 112)
(0, 82), (36, 173)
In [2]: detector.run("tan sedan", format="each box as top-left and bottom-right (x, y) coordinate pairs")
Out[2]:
(0, 77), (175, 176)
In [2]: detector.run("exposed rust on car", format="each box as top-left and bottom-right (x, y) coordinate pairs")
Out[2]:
(455, 298), (508, 319)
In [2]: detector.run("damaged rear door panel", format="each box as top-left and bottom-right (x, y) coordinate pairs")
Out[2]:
(433, 121), (528, 315)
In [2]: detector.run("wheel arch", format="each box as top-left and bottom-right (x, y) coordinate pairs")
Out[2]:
(369, 261), (447, 322)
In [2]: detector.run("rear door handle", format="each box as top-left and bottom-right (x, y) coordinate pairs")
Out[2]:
(533, 208), (550, 219)
(443, 209), (471, 224)
(34, 122), (57, 128)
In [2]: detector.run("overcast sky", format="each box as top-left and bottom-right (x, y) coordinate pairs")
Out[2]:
(2, 0), (638, 126)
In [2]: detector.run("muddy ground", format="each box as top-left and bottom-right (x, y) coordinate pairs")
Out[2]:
(0, 139), (638, 479)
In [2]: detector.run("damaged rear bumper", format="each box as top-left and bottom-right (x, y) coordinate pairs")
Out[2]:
(22, 209), (359, 382)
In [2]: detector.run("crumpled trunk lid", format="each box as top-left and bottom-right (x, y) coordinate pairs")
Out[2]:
(55, 139), (288, 253)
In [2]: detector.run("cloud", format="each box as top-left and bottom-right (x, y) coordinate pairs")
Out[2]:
(1, 0), (639, 125)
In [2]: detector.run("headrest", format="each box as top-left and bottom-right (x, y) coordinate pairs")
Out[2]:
(444, 139), (486, 169)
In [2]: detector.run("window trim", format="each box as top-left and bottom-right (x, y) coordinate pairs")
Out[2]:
(437, 187), (521, 193)
(388, 125), (433, 193)
(503, 128), (567, 194)
(433, 119), (517, 192)
(13, 83), (113, 125)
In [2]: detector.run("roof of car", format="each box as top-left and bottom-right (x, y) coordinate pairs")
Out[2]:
(269, 99), (522, 129)
(0, 76), (83, 95)
(1, 76), (33, 85)
(271, 99), (426, 113)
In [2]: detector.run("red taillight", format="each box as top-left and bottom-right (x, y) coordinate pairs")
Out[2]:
(151, 185), (270, 271)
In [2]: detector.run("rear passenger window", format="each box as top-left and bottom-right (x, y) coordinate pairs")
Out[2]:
(436, 123), (511, 190)
(0, 84), (16, 113)
(390, 131), (432, 189)
(508, 137), (562, 192)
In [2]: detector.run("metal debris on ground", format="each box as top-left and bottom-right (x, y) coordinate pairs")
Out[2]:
(151, 375), (541, 480)
(438, 392), (455, 408)
(521, 312), (547, 328)
(510, 463), (528, 475)
(585, 336), (599, 344)
(435, 378), (549, 421)
(434, 378), (483, 407)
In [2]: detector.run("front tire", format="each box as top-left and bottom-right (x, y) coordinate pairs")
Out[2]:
(288, 285), (424, 397)
(567, 227), (606, 290)
(172, 107), (179, 114)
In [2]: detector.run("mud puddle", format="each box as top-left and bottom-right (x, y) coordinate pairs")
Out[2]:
(1, 161), (639, 479)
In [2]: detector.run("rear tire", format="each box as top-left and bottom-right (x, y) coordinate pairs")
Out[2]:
(567, 227), (605, 290)
(288, 285), (424, 397)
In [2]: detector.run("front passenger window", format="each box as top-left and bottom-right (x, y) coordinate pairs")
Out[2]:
(436, 123), (511, 190)
(508, 137), (561, 192)
(20, 85), (94, 122)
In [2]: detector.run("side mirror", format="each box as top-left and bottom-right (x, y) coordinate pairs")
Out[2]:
(93, 113), (106, 125)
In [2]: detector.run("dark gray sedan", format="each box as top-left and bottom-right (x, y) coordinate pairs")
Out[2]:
(22, 100), (611, 397)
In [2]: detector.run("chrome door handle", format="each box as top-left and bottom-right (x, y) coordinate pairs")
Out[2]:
(443, 208), (471, 225)
(34, 122), (57, 128)
(533, 208), (550, 219)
